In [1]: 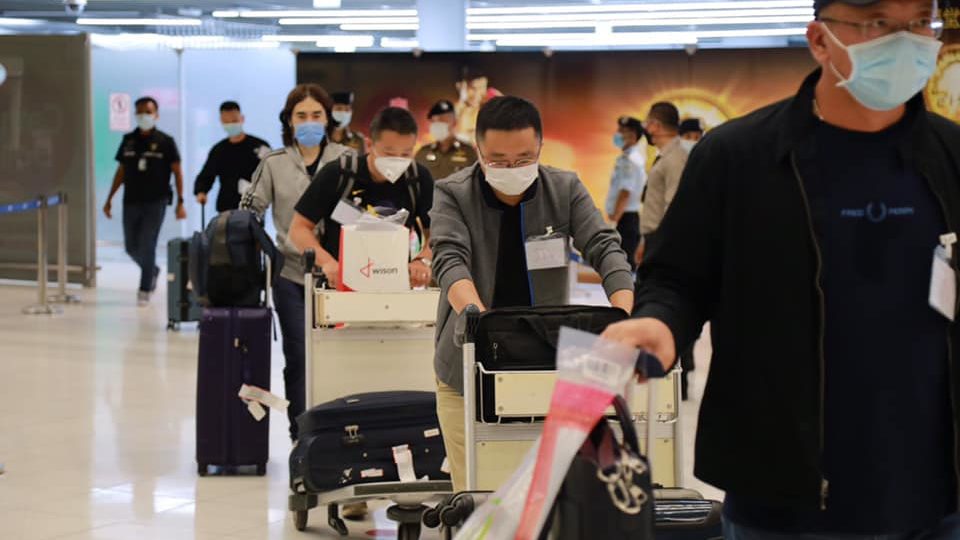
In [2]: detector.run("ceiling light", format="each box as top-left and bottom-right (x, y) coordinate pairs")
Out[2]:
(380, 37), (420, 49)
(467, 1), (813, 15)
(0, 17), (44, 26)
(468, 26), (808, 47)
(467, 8), (812, 24)
(314, 0), (342, 7)
(77, 17), (202, 26)
(212, 10), (239, 18)
(263, 34), (374, 46)
(339, 23), (419, 31)
(279, 17), (418, 25)
(216, 9), (417, 19)
(333, 45), (356, 52)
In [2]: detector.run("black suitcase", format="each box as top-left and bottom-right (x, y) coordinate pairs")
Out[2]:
(166, 237), (202, 330)
(473, 305), (628, 422)
(289, 391), (449, 493)
(196, 307), (272, 476)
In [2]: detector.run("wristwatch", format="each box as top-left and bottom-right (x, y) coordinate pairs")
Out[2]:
(414, 257), (432, 268)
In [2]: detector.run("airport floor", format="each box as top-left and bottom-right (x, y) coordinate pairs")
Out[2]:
(0, 246), (721, 540)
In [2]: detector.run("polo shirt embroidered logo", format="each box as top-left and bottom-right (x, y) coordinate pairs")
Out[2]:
(839, 202), (916, 223)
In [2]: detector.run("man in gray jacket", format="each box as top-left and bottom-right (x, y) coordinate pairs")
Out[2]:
(429, 96), (635, 490)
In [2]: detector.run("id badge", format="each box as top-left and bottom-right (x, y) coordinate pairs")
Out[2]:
(525, 228), (569, 271)
(930, 244), (957, 321)
(331, 199), (363, 226)
(137, 157), (147, 172)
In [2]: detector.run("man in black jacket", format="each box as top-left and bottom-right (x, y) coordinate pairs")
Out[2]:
(604, 0), (960, 537)
(195, 101), (271, 212)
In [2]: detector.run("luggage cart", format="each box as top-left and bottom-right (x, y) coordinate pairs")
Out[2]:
(461, 306), (684, 492)
(288, 252), (453, 538)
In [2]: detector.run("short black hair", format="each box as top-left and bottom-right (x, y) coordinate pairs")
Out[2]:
(135, 96), (158, 111)
(647, 102), (680, 131)
(370, 107), (418, 140)
(476, 96), (543, 141)
(617, 115), (644, 140)
(220, 100), (241, 113)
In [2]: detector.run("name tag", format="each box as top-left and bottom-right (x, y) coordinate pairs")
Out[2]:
(525, 236), (567, 270)
(930, 243), (957, 321)
(138, 158), (147, 172)
(331, 199), (364, 226)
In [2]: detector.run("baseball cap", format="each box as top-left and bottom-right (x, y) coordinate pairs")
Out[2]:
(331, 92), (354, 106)
(617, 115), (644, 133)
(679, 118), (705, 135)
(428, 99), (455, 118)
(814, 0), (882, 16)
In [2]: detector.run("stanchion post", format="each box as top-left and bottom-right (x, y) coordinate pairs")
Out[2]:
(49, 192), (80, 304)
(23, 195), (62, 316)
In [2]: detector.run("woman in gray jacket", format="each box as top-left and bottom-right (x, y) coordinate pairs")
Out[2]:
(241, 84), (349, 442)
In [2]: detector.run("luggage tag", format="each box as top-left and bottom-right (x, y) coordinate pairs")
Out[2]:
(524, 226), (569, 271)
(331, 199), (364, 226)
(930, 233), (957, 321)
(238, 384), (290, 412)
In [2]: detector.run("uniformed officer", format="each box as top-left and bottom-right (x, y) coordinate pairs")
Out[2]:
(329, 91), (367, 154)
(414, 99), (478, 181)
(103, 96), (186, 306)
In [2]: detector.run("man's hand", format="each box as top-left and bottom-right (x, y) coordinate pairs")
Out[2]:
(103, 200), (113, 219)
(409, 260), (432, 288)
(196, 193), (207, 205)
(601, 317), (675, 373)
(321, 260), (340, 289)
(175, 202), (187, 220)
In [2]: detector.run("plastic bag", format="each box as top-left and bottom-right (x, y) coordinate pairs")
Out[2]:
(455, 327), (640, 540)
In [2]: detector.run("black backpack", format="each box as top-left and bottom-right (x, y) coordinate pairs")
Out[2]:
(189, 209), (284, 308)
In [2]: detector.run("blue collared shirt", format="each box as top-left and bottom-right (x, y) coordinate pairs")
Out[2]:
(605, 146), (646, 216)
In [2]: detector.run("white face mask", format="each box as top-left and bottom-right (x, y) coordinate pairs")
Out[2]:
(679, 139), (697, 154)
(374, 156), (412, 183)
(430, 122), (451, 142)
(332, 110), (352, 127)
(484, 162), (539, 196)
(135, 114), (156, 131)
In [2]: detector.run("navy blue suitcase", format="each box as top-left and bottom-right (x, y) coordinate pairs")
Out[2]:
(289, 391), (449, 493)
(656, 498), (724, 539)
(196, 307), (272, 476)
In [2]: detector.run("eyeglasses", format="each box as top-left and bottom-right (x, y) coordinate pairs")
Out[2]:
(484, 157), (538, 169)
(819, 16), (944, 40)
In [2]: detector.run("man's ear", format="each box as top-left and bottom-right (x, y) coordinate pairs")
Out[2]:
(807, 21), (831, 65)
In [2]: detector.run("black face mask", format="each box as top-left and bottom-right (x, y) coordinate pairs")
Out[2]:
(643, 129), (654, 146)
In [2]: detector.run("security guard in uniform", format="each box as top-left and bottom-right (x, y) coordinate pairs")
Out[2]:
(414, 99), (478, 181)
(330, 91), (367, 154)
(103, 96), (186, 306)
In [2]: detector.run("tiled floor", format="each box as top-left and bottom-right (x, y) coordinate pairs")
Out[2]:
(0, 247), (720, 539)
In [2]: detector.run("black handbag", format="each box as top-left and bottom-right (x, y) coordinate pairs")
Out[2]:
(542, 395), (654, 540)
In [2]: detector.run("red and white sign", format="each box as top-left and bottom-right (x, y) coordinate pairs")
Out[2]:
(338, 224), (409, 293)
(109, 92), (132, 132)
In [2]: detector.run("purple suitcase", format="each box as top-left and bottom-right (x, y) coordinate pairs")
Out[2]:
(196, 307), (272, 476)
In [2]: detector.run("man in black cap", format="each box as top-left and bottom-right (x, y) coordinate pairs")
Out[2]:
(415, 99), (478, 181)
(604, 0), (960, 537)
(678, 118), (705, 143)
(330, 91), (367, 154)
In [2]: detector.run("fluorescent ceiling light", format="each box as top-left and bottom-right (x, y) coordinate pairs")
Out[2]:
(263, 34), (373, 46)
(340, 23), (419, 31)
(468, 15), (813, 30)
(468, 26), (808, 47)
(280, 17), (419, 25)
(333, 45), (357, 52)
(91, 33), (280, 50)
(77, 18), (202, 26)
(216, 9), (417, 19)
(314, 0), (342, 7)
(467, 8), (813, 24)
(212, 10), (240, 18)
(0, 17), (44, 26)
(380, 37), (420, 49)
(467, 1), (813, 15)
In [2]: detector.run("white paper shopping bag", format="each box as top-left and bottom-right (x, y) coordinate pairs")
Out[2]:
(338, 223), (410, 292)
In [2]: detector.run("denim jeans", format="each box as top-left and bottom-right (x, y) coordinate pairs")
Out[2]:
(723, 514), (960, 540)
(122, 201), (167, 292)
(272, 276), (305, 441)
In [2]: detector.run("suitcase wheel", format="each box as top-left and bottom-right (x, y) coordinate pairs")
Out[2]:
(198, 464), (208, 477)
(397, 522), (422, 540)
(256, 464), (267, 476)
(167, 320), (180, 331)
(293, 510), (308, 532)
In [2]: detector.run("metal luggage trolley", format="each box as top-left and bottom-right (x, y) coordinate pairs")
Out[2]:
(289, 252), (453, 539)
(461, 307), (685, 492)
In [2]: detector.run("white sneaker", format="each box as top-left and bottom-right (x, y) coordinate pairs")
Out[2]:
(137, 291), (150, 306)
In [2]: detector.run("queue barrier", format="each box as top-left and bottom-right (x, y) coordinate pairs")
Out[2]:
(0, 193), (81, 315)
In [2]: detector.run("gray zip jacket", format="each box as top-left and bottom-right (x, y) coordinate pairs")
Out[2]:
(430, 163), (634, 393)
(241, 143), (349, 284)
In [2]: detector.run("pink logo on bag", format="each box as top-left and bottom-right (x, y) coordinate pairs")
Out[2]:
(360, 258), (375, 278)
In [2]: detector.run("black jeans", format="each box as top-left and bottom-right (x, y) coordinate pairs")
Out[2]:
(617, 212), (641, 271)
(122, 200), (166, 292)
(273, 275), (305, 440)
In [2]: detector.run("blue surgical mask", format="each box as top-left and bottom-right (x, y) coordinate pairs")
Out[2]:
(613, 132), (625, 149)
(136, 114), (156, 131)
(824, 25), (942, 111)
(223, 123), (244, 137)
(295, 122), (326, 148)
